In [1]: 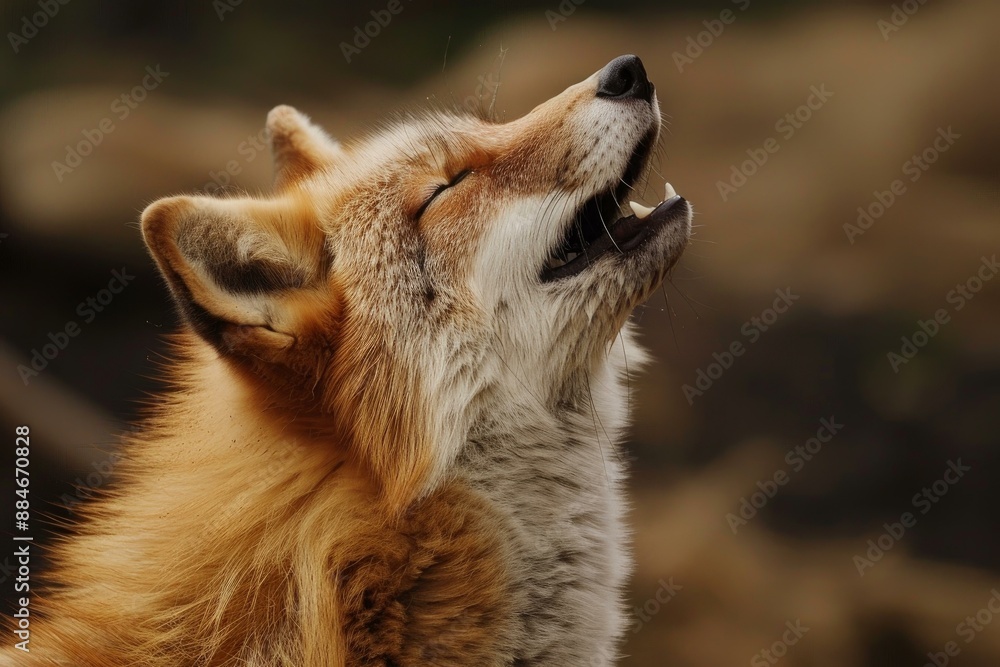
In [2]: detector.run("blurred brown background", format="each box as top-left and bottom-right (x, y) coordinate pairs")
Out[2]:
(1, 1), (998, 665)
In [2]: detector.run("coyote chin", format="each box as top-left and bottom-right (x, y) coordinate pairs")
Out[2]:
(6, 54), (691, 666)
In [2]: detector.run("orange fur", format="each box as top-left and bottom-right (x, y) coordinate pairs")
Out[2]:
(9, 334), (512, 666)
(3, 59), (686, 665)
(7, 126), (512, 662)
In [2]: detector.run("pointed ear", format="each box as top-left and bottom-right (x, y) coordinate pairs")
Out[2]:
(266, 105), (343, 190)
(140, 193), (333, 365)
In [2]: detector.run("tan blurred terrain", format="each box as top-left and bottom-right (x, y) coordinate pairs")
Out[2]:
(1, 1), (998, 664)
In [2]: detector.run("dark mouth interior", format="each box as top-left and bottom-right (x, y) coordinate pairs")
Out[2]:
(543, 132), (655, 279)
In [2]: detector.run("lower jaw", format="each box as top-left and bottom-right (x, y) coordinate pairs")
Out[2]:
(542, 186), (687, 282)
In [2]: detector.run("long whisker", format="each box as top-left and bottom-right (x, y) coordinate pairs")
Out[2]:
(583, 367), (617, 485)
(661, 283), (682, 354)
(596, 204), (623, 254)
(666, 275), (711, 319)
(617, 331), (632, 419)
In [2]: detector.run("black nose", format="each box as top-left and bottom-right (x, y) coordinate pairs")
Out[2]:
(596, 55), (653, 102)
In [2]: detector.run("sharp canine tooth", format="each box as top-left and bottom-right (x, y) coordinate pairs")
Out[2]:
(664, 182), (677, 199)
(629, 200), (655, 219)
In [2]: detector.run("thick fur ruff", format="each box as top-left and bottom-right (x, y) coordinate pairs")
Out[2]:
(4, 57), (691, 666)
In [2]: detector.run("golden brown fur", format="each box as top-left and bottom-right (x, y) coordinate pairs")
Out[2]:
(8, 107), (517, 665)
(15, 334), (513, 666)
(4, 58), (691, 665)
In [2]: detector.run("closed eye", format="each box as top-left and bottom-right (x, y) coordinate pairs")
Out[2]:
(415, 169), (471, 219)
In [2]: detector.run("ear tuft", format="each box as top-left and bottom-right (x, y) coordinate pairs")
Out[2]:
(266, 105), (342, 190)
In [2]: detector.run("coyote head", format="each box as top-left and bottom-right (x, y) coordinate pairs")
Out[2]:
(142, 55), (691, 509)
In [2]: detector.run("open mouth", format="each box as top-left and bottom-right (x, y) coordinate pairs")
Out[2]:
(540, 139), (688, 283)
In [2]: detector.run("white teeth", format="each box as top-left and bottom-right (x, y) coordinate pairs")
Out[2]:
(629, 200), (655, 219)
(664, 182), (677, 199)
